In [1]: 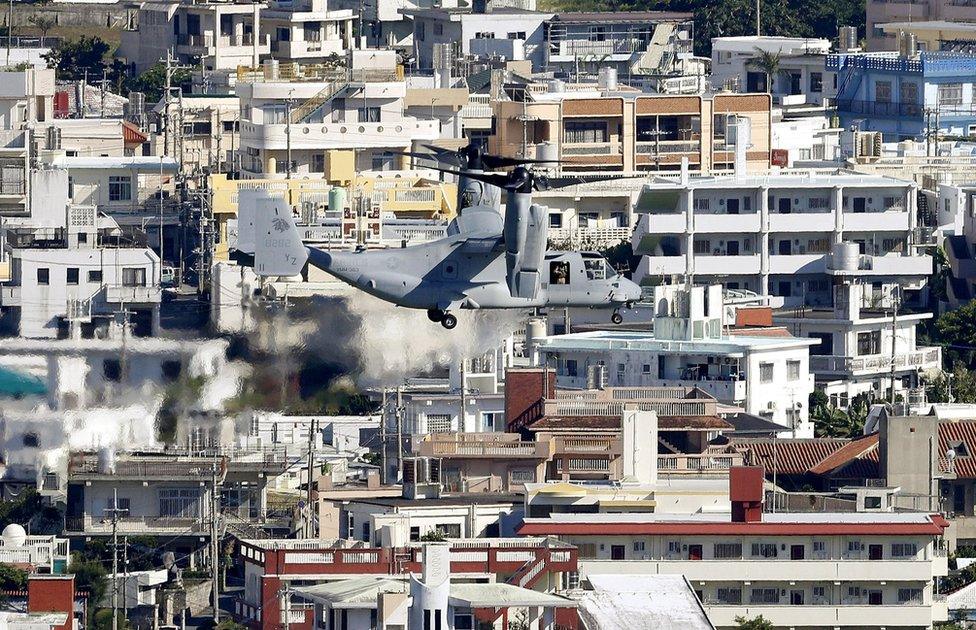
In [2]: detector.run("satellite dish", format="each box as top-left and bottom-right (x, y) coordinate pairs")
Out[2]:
(947, 449), (957, 461)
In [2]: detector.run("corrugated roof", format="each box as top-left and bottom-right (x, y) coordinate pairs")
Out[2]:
(736, 437), (849, 474)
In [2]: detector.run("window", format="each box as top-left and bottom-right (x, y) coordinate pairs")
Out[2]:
(474, 31), (495, 39)
(642, 364), (652, 374)
(875, 80), (892, 103)
(410, 526), (420, 541)
(847, 540), (864, 556)
(481, 412), (498, 431)
(939, 83), (963, 107)
(358, 107), (381, 123)
(182, 121), (212, 136)
(750, 588), (779, 604)
(362, 522), (370, 542)
(88, 270), (103, 283)
(864, 496), (882, 509)
(565, 359), (578, 377)
(312, 153), (325, 173)
(714, 543), (742, 559)
(122, 267), (147, 287)
(810, 332), (833, 355)
(106, 496), (130, 515)
(813, 540), (827, 558)
(808, 196), (830, 210)
(809, 72), (823, 93)
(433, 22), (443, 36)
(22, 433), (39, 448)
(109, 176), (132, 202)
(549, 212), (563, 228)
(507, 31), (526, 39)
(716, 587), (742, 604)
(633, 541), (646, 552)
(857, 330), (881, 356)
(588, 26), (606, 41)
(759, 363), (774, 384)
(222, 120), (238, 132)
(437, 523), (461, 538)
(787, 360), (801, 381)
(813, 585), (826, 601)
(103, 359), (121, 382)
(751, 543), (777, 558)
(158, 488), (201, 517)
(901, 81), (919, 104)
(417, 22), (425, 41)
(78, 232), (87, 244)
(891, 543), (918, 557)
(666, 540), (681, 556)
(510, 469), (535, 483)
(66, 267), (79, 285)
(564, 120), (607, 144)
(693, 198), (710, 212)
(453, 614), (474, 630)
(426, 414), (452, 433)
(897, 588), (922, 604)
(37, 268), (50, 285)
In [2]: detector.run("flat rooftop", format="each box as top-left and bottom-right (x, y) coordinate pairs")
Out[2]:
(549, 11), (692, 23)
(642, 170), (910, 190)
(538, 330), (818, 356)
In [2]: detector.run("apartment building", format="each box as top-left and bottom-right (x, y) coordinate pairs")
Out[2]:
(537, 285), (817, 435)
(236, 536), (578, 630)
(772, 281), (941, 408)
(829, 50), (976, 141)
(866, 0), (976, 51)
(630, 170), (929, 306)
(236, 51), (440, 178)
(263, 0), (355, 62)
(489, 89), (771, 174)
(520, 467), (951, 629)
(543, 12), (694, 80)
(711, 36), (834, 106)
(0, 68), (55, 221)
(149, 94), (240, 176)
(118, 0), (267, 74)
(944, 184), (976, 307)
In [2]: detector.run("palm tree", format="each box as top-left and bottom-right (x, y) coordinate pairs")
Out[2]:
(746, 49), (782, 93)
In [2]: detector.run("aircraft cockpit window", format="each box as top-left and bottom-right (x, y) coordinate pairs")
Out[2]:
(584, 258), (610, 280)
(550, 261), (570, 285)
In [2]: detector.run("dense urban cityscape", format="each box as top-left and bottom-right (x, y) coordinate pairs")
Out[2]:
(2, 0), (976, 627)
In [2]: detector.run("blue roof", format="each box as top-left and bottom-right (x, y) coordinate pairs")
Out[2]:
(0, 367), (47, 399)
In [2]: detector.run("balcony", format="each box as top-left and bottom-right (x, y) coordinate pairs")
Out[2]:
(767, 212), (833, 232)
(274, 38), (345, 59)
(104, 285), (162, 304)
(658, 452), (744, 473)
(552, 38), (647, 60)
(768, 253), (827, 274)
(706, 604), (936, 628)
(692, 214), (760, 233)
(239, 119), (440, 150)
(809, 347), (942, 376)
(639, 255), (686, 275)
(695, 254), (761, 275)
(556, 457), (612, 474)
(553, 437), (622, 456)
(843, 210), (910, 232)
(562, 141), (623, 167)
(416, 433), (551, 459)
(65, 515), (205, 535)
(636, 140), (700, 165)
(549, 226), (632, 248)
(836, 98), (923, 119)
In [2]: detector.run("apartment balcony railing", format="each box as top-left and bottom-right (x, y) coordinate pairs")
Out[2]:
(553, 437), (622, 455)
(548, 226), (632, 247)
(836, 98), (923, 119)
(417, 435), (550, 458)
(0, 177), (25, 196)
(104, 285), (162, 304)
(556, 457), (612, 473)
(809, 347), (942, 375)
(554, 38), (648, 57)
(237, 63), (401, 84)
(544, 398), (712, 417)
(635, 140), (700, 155)
(65, 515), (205, 535)
(658, 452), (745, 472)
(562, 141), (622, 156)
(176, 33), (212, 48)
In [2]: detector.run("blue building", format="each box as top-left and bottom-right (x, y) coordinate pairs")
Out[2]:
(828, 52), (976, 141)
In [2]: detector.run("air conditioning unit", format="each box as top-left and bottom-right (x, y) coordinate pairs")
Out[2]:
(46, 126), (62, 150)
(767, 401), (778, 410)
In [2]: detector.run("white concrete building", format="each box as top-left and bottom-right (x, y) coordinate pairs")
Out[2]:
(236, 50), (440, 178)
(263, 0), (355, 62)
(0, 525), (69, 574)
(538, 285), (817, 435)
(772, 281), (942, 408)
(520, 469), (951, 630)
(631, 171), (930, 307)
(710, 36), (835, 106)
(0, 68), (55, 219)
(944, 184), (976, 307)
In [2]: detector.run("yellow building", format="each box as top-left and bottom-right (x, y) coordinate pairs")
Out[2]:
(209, 171), (457, 260)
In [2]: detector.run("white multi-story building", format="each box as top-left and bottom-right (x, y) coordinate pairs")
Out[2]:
(710, 36), (835, 106)
(538, 285), (817, 435)
(237, 50), (440, 178)
(0, 68), (55, 219)
(520, 468), (951, 630)
(772, 281), (942, 408)
(263, 0), (355, 62)
(944, 184), (976, 307)
(631, 170), (931, 307)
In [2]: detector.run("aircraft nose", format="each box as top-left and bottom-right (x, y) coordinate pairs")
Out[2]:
(624, 278), (642, 302)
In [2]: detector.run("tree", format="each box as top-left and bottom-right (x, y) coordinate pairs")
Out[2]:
(812, 404), (853, 438)
(129, 62), (193, 105)
(746, 49), (783, 92)
(27, 16), (57, 41)
(734, 615), (775, 630)
(933, 300), (976, 369)
(0, 563), (28, 590)
(42, 36), (113, 82)
(68, 554), (108, 615)
(929, 362), (976, 404)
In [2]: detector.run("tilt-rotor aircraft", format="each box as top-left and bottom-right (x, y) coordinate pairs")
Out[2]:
(249, 143), (641, 329)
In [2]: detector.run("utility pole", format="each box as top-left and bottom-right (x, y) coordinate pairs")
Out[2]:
(395, 386), (403, 483)
(5, 0), (12, 67)
(890, 287), (899, 407)
(105, 488), (126, 630)
(305, 418), (316, 537)
(210, 461), (221, 623)
(756, 0), (761, 36)
(380, 388), (388, 484)
(285, 97), (293, 179)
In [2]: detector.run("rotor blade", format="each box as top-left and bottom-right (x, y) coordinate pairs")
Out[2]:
(537, 174), (624, 191)
(421, 164), (514, 189)
(482, 154), (560, 170)
(391, 150), (463, 168)
(420, 143), (463, 159)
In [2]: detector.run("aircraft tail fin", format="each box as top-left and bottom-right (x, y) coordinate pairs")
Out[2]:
(254, 192), (309, 277)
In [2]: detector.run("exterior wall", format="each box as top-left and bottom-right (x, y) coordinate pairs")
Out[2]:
(412, 12), (551, 70)
(341, 501), (524, 543)
(27, 575), (75, 630)
(710, 37), (834, 106)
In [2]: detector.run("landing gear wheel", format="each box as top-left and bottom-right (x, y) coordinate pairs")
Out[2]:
(611, 312), (623, 325)
(441, 313), (458, 329)
(427, 308), (444, 322)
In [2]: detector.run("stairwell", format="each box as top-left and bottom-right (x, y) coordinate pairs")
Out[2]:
(637, 23), (676, 74)
(289, 81), (350, 124)
(657, 434), (683, 455)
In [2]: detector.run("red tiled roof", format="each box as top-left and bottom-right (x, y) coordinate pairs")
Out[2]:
(940, 421), (976, 478)
(735, 438), (849, 475)
(808, 433), (879, 475)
